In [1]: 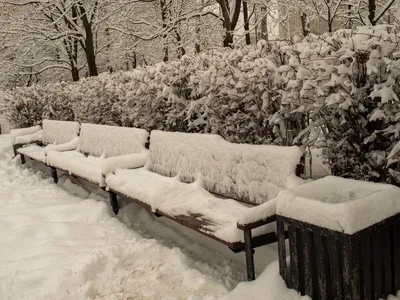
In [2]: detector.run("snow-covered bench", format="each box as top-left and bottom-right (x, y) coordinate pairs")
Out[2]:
(105, 130), (305, 281)
(11, 120), (80, 165)
(47, 123), (149, 192)
(11, 125), (43, 158)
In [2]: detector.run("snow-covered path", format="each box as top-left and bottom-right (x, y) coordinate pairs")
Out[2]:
(0, 133), (321, 300)
(0, 135), (234, 300)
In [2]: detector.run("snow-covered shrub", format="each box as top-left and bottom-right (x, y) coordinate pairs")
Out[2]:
(69, 73), (124, 126)
(1, 41), (291, 143)
(2, 86), (44, 128)
(0, 90), (10, 116)
(2, 83), (75, 129)
(186, 45), (280, 144)
(41, 82), (75, 121)
(3, 25), (400, 186)
(294, 26), (400, 184)
(72, 43), (292, 144)
(119, 60), (192, 133)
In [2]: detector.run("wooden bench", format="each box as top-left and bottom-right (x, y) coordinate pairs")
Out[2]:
(105, 130), (305, 281)
(11, 120), (80, 165)
(11, 125), (42, 158)
(47, 123), (149, 195)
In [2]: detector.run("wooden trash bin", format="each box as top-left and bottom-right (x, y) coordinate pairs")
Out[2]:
(276, 176), (400, 300)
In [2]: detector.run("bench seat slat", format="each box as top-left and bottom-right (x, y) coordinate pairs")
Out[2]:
(17, 144), (47, 163)
(106, 168), (277, 244)
(109, 188), (277, 252)
(47, 150), (104, 185)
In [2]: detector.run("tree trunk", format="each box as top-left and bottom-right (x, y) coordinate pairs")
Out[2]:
(218, 0), (242, 48)
(346, 4), (353, 29)
(243, 1), (251, 45)
(223, 31), (234, 47)
(301, 13), (310, 36)
(368, 0), (376, 24)
(71, 62), (79, 81)
(70, 7), (79, 82)
(133, 52), (137, 69)
(195, 24), (201, 53)
(254, 6), (258, 43)
(260, 7), (268, 41)
(78, 2), (98, 76)
(160, 0), (169, 62)
(327, 7), (333, 32)
(174, 29), (185, 58)
(66, 5), (79, 80)
(26, 68), (34, 86)
(84, 25), (98, 76)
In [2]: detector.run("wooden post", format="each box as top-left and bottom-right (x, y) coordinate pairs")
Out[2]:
(327, 235), (342, 300)
(362, 234), (373, 300)
(373, 231), (383, 299)
(277, 217), (287, 282)
(244, 228), (255, 281)
(314, 233), (327, 300)
(393, 222), (400, 293)
(51, 167), (58, 183)
(343, 236), (361, 300)
(109, 191), (119, 215)
(13, 145), (18, 157)
(20, 154), (26, 165)
(288, 226), (300, 291)
(383, 229), (393, 294)
(302, 229), (313, 298)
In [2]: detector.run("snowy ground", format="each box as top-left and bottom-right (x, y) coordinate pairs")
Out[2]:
(2, 133), (398, 300)
(0, 134), (306, 300)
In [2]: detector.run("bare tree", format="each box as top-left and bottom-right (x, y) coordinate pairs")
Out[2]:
(243, 1), (251, 44)
(0, 0), (125, 82)
(216, 0), (242, 47)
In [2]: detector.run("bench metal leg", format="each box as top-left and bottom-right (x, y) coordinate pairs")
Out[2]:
(51, 167), (58, 183)
(109, 191), (119, 215)
(244, 228), (255, 281)
(13, 145), (18, 157)
(20, 154), (26, 165)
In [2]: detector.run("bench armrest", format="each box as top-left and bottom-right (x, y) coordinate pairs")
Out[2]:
(10, 125), (42, 145)
(237, 199), (277, 230)
(14, 129), (43, 146)
(44, 137), (79, 155)
(101, 151), (149, 176)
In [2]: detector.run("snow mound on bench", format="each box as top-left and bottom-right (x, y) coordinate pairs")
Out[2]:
(17, 144), (46, 163)
(42, 119), (80, 145)
(14, 130), (43, 145)
(106, 168), (275, 243)
(47, 150), (104, 185)
(277, 176), (400, 234)
(149, 130), (303, 205)
(10, 125), (41, 145)
(78, 124), (149, 157)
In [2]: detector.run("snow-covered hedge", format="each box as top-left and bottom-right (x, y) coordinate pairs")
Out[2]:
(291, 26), (400, 184)
(2, 25), (400, 184)
(1, 43), (291, 144)
(0, 83), (74, 128)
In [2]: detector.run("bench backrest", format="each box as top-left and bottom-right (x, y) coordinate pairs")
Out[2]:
(149, 130), (303, 205)
(78, 123), (149, 157)
(42, 119), (80, 145)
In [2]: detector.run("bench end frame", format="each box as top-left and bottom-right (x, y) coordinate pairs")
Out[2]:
(109, 191), (119, 215)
